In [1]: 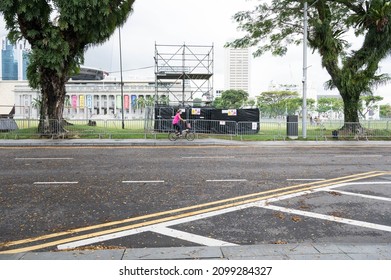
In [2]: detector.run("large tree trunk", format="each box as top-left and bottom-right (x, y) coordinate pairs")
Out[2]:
(38, 68), (68, 136)
(342, 93), (360, 123)
(340, 90), (361, 132)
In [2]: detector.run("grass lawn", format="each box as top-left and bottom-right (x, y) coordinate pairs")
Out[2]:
(1, 120), (390, 141)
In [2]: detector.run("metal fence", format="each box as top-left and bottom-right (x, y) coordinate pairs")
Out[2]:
(1, 118), (391, 141)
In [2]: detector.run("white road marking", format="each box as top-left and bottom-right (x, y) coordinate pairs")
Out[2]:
(15, 158), (73, 160)
(150, 227), (237, 247)
(324, 190), (391, 202)
(260, 204), (391, 233)
(57, 226), (152, 250)
(287, 179), (326, 181)
(264, 181), (391, 204)
(122, 180), (165, 183)
(206, 179), (247, 182)
(322, 181), (390, 188)
(334, 155), (383, 158)
(181, 156), (235, 159)
(33, 182), (78, 185)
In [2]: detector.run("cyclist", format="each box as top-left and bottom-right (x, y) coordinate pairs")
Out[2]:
(172, 109), (184, 136)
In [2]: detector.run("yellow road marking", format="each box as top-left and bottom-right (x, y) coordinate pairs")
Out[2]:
(0, 171), (388, 254)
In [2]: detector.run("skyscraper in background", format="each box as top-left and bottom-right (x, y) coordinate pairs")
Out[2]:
(224, 47), (250, 94)
(1, 37), (30, 81)
(22, 51), (30, 80)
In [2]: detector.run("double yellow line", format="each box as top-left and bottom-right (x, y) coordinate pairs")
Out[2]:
(0, 170), (387, 254)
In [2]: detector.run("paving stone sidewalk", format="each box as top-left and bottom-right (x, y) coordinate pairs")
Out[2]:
(1, 243), (390, 260)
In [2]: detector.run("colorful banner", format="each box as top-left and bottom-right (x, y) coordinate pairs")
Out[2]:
(71, 95), (77, 109)
(86, 95), (93, 109)
(116, 95), (122, 108)
(124, 95), (129, 110)
(79, 95), (85, 109)
(131, 95), (137, 108)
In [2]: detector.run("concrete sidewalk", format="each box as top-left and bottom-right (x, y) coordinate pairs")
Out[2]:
(1, 243), (390, 260)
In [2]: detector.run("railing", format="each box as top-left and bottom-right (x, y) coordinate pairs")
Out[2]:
(1, 118), (391, 141)
(298, 120), (391, 140)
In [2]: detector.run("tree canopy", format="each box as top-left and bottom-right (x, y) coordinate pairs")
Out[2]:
(227, 0), (391, 127)
(256, 90), (314, 117)
(380, 104), (391, 117)
(213, 89), (249, 109)
(316, 96), (344, 115)
(0, 0), (136, 134)
(359, 94), (383, 118)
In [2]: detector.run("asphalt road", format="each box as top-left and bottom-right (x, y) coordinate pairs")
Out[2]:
(1, 144), (391, 253)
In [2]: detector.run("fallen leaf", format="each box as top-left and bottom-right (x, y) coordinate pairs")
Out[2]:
(292, 216), (302, 222)
(328, 191), (342, 196)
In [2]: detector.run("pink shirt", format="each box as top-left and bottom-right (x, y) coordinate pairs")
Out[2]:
(173, 113), (181, 124)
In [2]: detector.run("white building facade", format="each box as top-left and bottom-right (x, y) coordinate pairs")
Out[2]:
(8, 79), (163, 119)
(224, 47), (250, 94)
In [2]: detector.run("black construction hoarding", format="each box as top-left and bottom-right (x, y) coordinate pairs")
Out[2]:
(187, 107), (213, 133)
(154, 106), (175, 132)
(210, 108), (259, 134)
(154, 106), (260, 134)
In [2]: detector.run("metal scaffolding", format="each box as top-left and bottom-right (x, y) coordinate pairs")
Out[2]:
(154, 43), (214, 106)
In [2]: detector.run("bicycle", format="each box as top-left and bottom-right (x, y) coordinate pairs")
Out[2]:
(168, 122), (195, 141)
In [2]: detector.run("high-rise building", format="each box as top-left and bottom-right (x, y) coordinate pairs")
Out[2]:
(224, 47), (250, 94)
(1, 37), (30, 81)
(22, 50), (30, 80)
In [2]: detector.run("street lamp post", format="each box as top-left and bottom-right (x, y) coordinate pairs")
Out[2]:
(119, 27), (125, 129)
(302, 1), (308, 139)
(303, 0), (320, 138)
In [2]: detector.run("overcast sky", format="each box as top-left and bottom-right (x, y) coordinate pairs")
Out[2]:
(1, 0), (391, 102)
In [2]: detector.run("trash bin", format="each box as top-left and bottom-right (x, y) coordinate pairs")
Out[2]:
(287, 115), (298, 139)
(332, 130), (338, 139)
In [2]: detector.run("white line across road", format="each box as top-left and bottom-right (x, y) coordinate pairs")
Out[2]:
(15, 158), (73, 160)
(33, 182), (78, 185)
(325, 190), (391, 202)
(334, 155), (383, 158)
(122, 180), (165, 184)
(322, 181), (390, 188)
(206, 179), (248, 182)
(260, 204), (391, 233)
(255, 181), (391, 233)
(123, 179), (246, 183)
(181, 156), (235, 159)
(265, 181), (391, 204)
(287, 179), (326, 181)
(150, 227), (238, 247)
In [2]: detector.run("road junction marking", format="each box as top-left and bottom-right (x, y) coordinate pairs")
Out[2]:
(0, 170), (388, 254)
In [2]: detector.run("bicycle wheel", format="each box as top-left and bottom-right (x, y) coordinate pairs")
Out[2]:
(186, 132), (195, 141)
(168, 131), (178, 141)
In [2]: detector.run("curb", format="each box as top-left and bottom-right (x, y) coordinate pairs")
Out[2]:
(1, 139), (391, 147)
